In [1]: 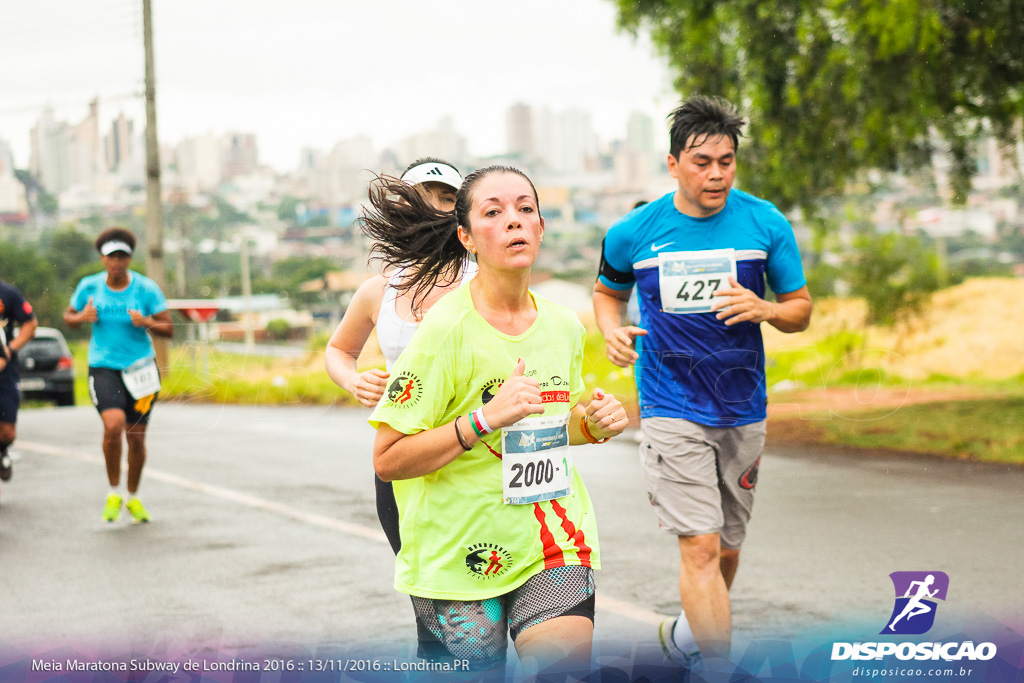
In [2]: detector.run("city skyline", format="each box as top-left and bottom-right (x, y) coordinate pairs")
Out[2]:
(0, 0), (676, 172)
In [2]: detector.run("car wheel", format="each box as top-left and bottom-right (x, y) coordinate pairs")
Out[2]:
(56, 392), (76, 407)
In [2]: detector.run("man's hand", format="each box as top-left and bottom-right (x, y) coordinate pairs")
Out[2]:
(351, 368), (391, 408)
(584, 388), (629, 440)
(711, 276), (775, 326)
(604, 325), (647, 367)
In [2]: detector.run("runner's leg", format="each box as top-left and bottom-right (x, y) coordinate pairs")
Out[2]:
(514, 615), (593, 677)
(678, 533), (731, 656)
(125, 422), (147, 496)
(100, 409), (126, 487)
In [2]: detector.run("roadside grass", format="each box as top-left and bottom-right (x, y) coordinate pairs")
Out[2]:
(769, 397), (1024, 464)
(58, 297), (1022, 465)
(67, 331), (639, 412)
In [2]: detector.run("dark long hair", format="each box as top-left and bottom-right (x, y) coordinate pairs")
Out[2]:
(360, 165), (539, 307)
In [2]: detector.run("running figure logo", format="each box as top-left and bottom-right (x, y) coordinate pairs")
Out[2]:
(465, 542), (512, 579)
(881, 571), (949, 635)
(386, 372), (422, 408)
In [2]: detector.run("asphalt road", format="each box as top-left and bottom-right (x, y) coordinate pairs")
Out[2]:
(1, 403), (1022, 669)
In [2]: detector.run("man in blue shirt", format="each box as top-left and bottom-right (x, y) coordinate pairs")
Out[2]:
(593, 96), (812, 665)
(65, 228), (173, 524)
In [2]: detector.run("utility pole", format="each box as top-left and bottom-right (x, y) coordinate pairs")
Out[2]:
(143, 0), (168, 367)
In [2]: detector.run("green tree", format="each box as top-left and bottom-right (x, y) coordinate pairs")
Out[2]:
(847, 231), (940, 328)
(47, 225), (96, 284)
(613, 0), (1024, 216)
(270, 256), (336, 290)
(0, 242), (63, 329)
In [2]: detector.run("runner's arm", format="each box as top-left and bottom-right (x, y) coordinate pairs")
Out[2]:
(768, 286), (812, 333)
(567, 392), (629, 445)
(63, 304), (93, 327)
(593, 282), (646, 367)
(374, 420), (480, 482)
(325, 276), (391, 407)
(6, 317), (37, 354)
(129, 309), (174, 338)
(712, 279), (812, 332)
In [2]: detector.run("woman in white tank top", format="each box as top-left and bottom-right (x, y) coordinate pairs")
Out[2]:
(324, 159), (474, 554)
(325, 158), (473, 405)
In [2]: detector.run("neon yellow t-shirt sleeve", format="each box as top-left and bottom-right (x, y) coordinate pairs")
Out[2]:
(369, 320), (457, 435)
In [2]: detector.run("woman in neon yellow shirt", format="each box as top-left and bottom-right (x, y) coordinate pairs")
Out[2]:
(369, 166), (629, 677)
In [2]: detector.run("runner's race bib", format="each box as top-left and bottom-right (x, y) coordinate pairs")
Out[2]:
(122, 357), (161, 399)
(501, 414), (572, 505)
(658, 248), (737, 314)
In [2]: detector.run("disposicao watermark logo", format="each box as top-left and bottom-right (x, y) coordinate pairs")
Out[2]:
(831, 571), (997, 663)
(881, 571), (949, 635)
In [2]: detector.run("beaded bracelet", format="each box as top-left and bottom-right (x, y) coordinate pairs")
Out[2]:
(580, 414), (610, 444)
(453, 416), (473, 451)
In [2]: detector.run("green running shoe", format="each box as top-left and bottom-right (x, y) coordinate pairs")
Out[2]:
(103, 493), (123, 522)
(126, 497), (151, 524)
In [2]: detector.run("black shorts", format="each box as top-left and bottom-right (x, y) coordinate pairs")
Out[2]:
(0, 372), (19, 424)
(411, 565), (596, 671)
(88, 367), (159, 425)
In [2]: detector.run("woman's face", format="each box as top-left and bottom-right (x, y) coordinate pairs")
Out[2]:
(459, 172), (543, 271)
(419, 181), (457, 212)
(101, 252), (131, 278)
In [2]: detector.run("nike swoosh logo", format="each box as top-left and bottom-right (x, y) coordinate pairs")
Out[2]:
(651, 242), (675, 251)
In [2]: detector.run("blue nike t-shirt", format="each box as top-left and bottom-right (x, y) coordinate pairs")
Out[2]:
(70, 271), (168, 370)
(598, 189), (806, 426)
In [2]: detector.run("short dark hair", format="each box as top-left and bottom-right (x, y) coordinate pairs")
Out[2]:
(668, 96), (746, 158)
(95, 227), (136, 254)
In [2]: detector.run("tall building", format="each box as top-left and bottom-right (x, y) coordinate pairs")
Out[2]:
(627, 111), (657, 156)
(507, 103), (535, 161)
(67, 98), (102, 189)
(393, 116), (469, 168)
(105, 112), (134, 172)
(222, 132), (259, 179)
(535, 107), (597, 174)
(177, 133), (222, 192)
(29, 108), (71, 194)
(0, 139), (29, 220)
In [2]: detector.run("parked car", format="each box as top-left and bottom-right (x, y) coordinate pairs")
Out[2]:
(17, 326), (76, 406)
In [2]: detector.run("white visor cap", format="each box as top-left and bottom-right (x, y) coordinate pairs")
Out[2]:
(400, 162), (463, 191)
(100, 240), (133, 256)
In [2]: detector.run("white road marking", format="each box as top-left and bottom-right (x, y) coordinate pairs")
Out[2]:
(19, 440), (670, 626)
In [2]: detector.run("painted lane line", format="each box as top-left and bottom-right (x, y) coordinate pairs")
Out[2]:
(20, 440), (671, 626)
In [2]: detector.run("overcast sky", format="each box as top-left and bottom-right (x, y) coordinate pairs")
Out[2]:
(0, 0), (677, 171)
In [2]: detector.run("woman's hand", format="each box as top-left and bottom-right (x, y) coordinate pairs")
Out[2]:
(481, 358), (545, 429)
(351, 368), (391, 407)
(584, 388), (629, 440)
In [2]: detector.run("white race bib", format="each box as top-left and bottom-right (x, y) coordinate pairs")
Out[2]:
(658, 248), (737, 314)
(122, 357), (161, 399)
(501, 414), (572, 505)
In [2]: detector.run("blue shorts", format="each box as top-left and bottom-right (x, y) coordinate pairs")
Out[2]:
(0, 372), (19, 424)
(411, 565), (596, 671)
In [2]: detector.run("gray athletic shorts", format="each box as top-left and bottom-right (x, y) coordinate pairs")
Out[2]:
(639, 417), (766, 549)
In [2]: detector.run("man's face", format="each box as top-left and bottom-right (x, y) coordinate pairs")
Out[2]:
(667, 134), (736, 218)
